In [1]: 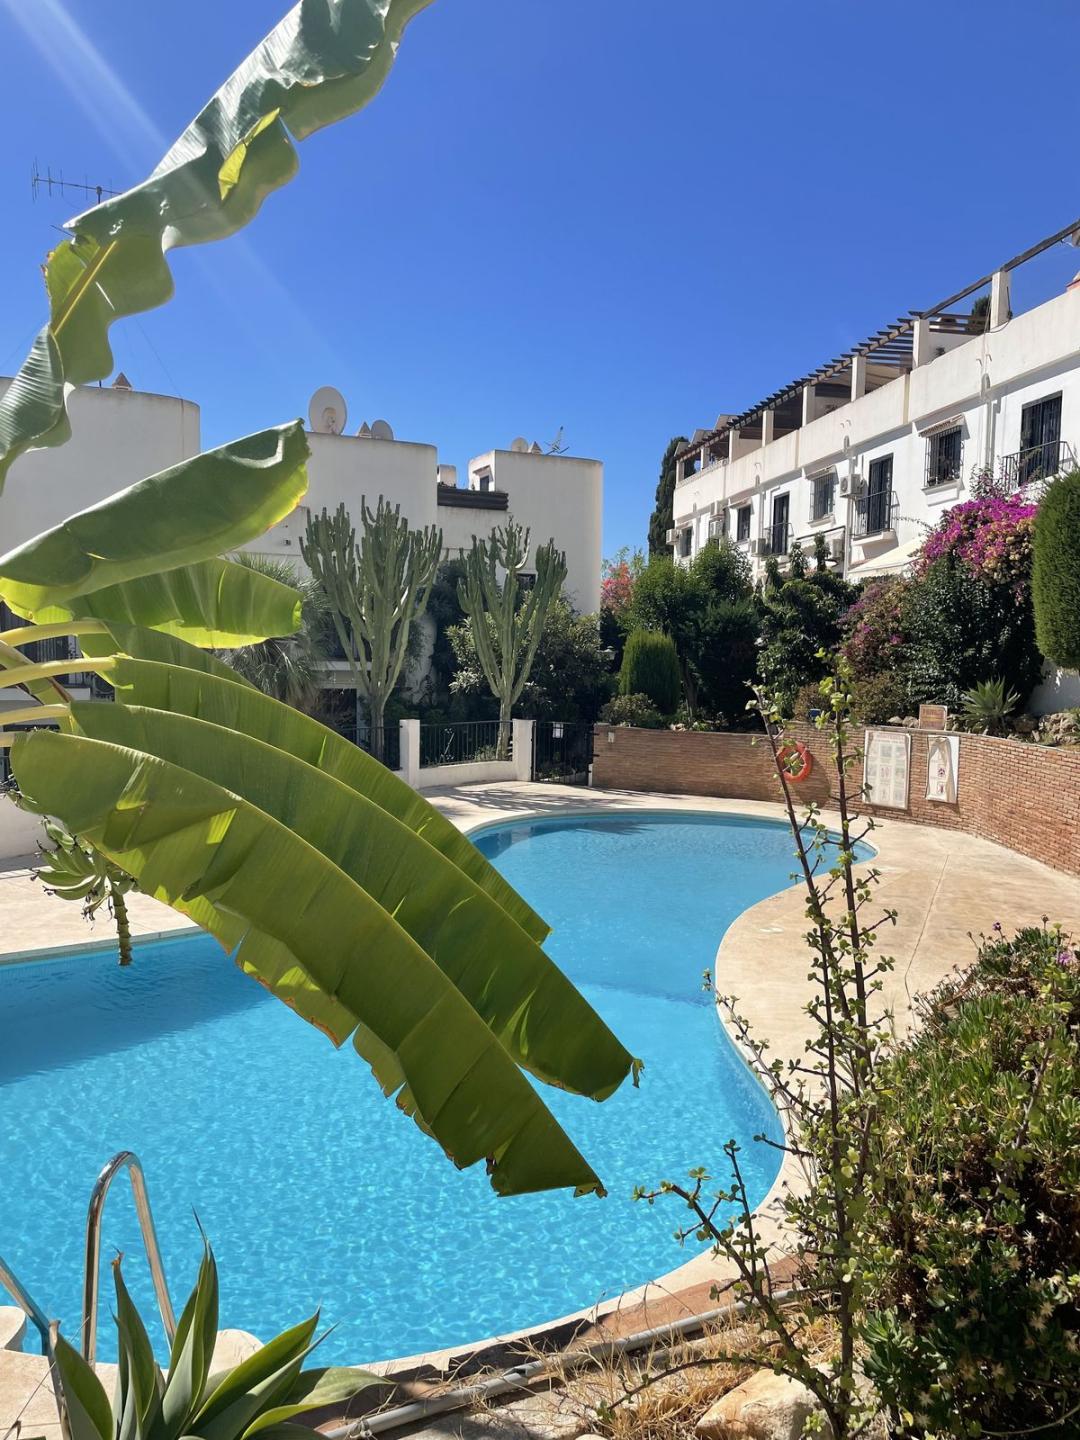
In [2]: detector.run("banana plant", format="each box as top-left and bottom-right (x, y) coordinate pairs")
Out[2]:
(51, 1243), (377, 1440)
(33, 820), (138, 967)
(0, 0), (641, 1199)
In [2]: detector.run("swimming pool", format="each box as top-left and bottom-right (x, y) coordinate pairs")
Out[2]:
(0, 809), (805, 1364)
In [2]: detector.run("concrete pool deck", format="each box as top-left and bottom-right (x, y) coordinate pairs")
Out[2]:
(2, 781), (1079, 1423)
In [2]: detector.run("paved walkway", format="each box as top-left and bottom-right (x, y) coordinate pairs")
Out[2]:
(2, 783), (1079, 1423)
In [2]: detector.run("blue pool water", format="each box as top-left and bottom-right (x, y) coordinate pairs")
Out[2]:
(0, 811), (807, 1364)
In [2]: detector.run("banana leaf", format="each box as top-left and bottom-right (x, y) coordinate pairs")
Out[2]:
(0, 0), (434, 487)
(80, 626), (548, 943)
(11, 729), (606, 1196)
(68, 698), (635, 1102)
(0, 424), (307, 615)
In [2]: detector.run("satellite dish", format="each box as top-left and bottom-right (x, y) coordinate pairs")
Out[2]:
(510, 436), (529, 453)
(309, 386), (347, 435)
(370, 419), (395, 442)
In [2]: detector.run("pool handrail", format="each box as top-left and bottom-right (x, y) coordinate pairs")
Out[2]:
(82, 1150), (177, 1364)
(0, 1251), (52, 1354)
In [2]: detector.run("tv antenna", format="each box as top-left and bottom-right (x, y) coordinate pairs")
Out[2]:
(546, 425), (568, 455)
(31, 161), (120, 207)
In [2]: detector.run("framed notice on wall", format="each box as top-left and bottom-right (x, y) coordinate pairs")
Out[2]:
(863, 729), (911, 809)
(926, 733), (960, 803)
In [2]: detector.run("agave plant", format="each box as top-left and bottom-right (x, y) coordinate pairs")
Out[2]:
(0, 0), (640, 1200)
(33, 820), (138, 966)
(961, 676), (1021, 736)
(51, 1244), (376, 1440)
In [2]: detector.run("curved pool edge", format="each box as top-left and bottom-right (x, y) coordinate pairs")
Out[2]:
(4, 783), (1049, 1381)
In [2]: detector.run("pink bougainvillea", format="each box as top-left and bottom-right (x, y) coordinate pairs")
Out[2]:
(841, 576), (910, 676)
(916, 493), (1037, 597)
(600, 559), (637, 616)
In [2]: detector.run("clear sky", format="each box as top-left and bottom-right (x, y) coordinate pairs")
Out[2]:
(2, 0), (1080, 560)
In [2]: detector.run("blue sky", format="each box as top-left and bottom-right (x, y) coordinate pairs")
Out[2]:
(2, 0), (1080, 560)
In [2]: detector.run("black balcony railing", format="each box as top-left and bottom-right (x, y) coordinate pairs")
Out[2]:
(999, 440), (1071, 492)
(853, 488), (898, 539)
(761, 521), (793, 557)
(420, 719), (512, 767)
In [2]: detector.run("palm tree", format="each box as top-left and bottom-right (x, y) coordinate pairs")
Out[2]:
(218, 553), (331, 712)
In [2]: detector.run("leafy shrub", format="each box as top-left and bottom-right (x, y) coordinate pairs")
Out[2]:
(850, 670), (909, 725)
(1033, 468), (1080, 669)
(619, 630), (682, 713)
(861, 925), (1080, 1437)
(901, 556), (1041, 711)
(601, 692), (664, 728)
(841, 577), (910, 679)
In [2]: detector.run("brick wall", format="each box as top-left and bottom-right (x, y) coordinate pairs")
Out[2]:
(592, 723), (1080, 877)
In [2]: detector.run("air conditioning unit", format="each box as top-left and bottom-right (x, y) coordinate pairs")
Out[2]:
(707, 512), (727, 540)
(827, 532), (845, 561)
(749, 537), (763, 557)
(839, 473), (863, 498)
(665, 527), (676, 546)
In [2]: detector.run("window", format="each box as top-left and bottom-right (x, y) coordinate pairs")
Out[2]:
(925, 426), (962, 488)
(736, 505), (752, 542)
(677, 528), (693, 559)
(809, 470), (836, 522)
(475, 468), (493, 493)
(517, 572), (536, 592)
(858, 456), (894, 536)
(1017, 394), (1062, 485)
(768, 493), (790, 555)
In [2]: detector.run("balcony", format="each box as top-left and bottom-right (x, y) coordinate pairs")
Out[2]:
(760, 521), (793, 558)
(853, 488), (898, 540)
(998, 440), (1073, 493)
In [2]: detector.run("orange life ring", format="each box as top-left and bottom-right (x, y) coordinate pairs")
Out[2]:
(778, 740), (813, 783)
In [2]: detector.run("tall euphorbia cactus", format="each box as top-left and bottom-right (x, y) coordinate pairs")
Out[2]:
(457, 522), (567, 758)
(301, 499), (441, 762)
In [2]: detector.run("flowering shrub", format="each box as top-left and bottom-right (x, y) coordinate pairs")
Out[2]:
(862, 924), (1080, 1436)
(917, 493), (1037, 598)
(840, 577), (910, 677)
(600, 560), (635, 616)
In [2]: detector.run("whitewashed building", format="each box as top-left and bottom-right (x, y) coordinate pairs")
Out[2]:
(671, 220), (1080, 582)
(0, 380), (603, 717)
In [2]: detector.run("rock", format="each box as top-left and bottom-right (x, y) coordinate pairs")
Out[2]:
(0, 1309), (26, 1353)
(695, 1369), (834, 1440)
(209, 1329), (262, 1372)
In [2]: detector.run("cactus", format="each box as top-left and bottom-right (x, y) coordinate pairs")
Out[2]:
(302, 499), (441, 763)
(457, 521), (567, 758)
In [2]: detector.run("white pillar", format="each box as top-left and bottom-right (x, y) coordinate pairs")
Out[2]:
(912, 317), (933, 367)
(700, 444), (710, 472)
(727, 429), (740, 461)
(801, 385), (815, 427)
(850, 353), (867, 401)
(761, 409), (775, 445)
(399, 718), (420, 787)
(990, 268), (1011, 329)
(512, 719), (534, 782)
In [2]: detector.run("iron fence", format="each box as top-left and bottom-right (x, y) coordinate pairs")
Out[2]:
(419, 720), (511, 768)
(532, 721), (592, 785)
(358, 724), (401, 773)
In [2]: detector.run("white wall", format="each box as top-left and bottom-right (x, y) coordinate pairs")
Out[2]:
(0, 803), (44, 862)
(0, 383), (200, 552)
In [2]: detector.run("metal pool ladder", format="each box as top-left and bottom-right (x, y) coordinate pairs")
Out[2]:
(82, 1150), (177, 1364)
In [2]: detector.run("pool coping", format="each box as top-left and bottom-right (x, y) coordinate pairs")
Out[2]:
(4, 783), (1080, 1380)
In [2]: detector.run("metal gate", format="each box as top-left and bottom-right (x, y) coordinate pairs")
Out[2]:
(532, 721), (593, 785)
